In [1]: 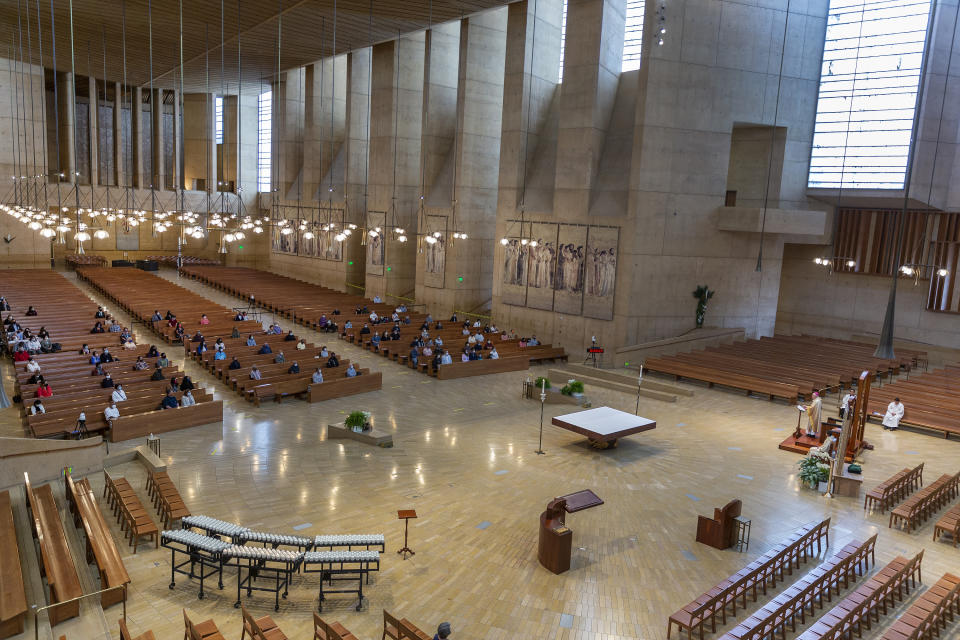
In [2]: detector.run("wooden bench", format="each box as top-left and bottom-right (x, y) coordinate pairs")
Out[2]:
(0, 491), (27, 639)
(63, 470), (129, 607)
(878, 571), (960, 640)
(718, 534), (878, 640)
(435, 355), (530, 379)
(933, 503), (960, 547)
(889, 472), (960, 532)
(24, 473), (83, 626)
(864, 463), (924, 513)
(241, 603), (287, 640)
(313, 614), (359, 640)
(645, 358), (801, 401)
(183, 609), (226, 640)
(796, 551), (923, 640)
(119, 618), (157, 640)
(667, 518), (830, 639)
(308, 371), (383, 402)
(110, 400), (224, 442)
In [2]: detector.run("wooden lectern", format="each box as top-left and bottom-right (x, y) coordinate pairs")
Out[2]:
(695, 499), (742, 549)
(537, 490), (603, 574)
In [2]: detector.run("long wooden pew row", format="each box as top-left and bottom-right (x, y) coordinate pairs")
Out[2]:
(718, 534), (878, 640)
(23, 472), (83, 626)
(0, 490), (27, 639)
(667, 517), (830, 639)
(103, 472), (158, 552)
(145, 470), (191, 529)
(63, 470), (129, 607)
(796, 551), (924, 640)
(645, 356), (802, 401)
(864, 463), (924, 513)
(889, 471), (960, 532)
(867, 367), (960, 438)
(110, 400), (225, 442)
(878, 572), (960, 640)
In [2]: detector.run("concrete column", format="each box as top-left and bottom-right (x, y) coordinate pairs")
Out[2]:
(152, 88), (164, 189)
(88, 76), (98, 185)
(172, 89), (181, 190)
(113, 82), (123, 186)
(182, 93), (217, 192)
(343, 49), (372, 287)
(303, 64), (320, 201)
(131, 86), (144, 188)
(419, 23), (461, 207)
(368, 34), (425, 300)
(56, 71), (76, 183)
(446, 9), (508, 312)
(553, 0), (626, 217)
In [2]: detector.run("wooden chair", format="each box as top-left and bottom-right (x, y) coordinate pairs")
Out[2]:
(241, 603), (285, 640)
(119, 619), (157, 640)
(695, 498), (742, 549)
(182, 609), (221, 640)
(313, 614), (330, 640)
(382, 610), (402, 640)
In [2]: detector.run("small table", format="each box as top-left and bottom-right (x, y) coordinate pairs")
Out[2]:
(831, 469), (863, 499)
(397, 509), (417, 559)
(733, 515), (751, 552)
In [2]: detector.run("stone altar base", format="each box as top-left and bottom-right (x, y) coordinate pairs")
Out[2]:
(327, 422), (394, 447)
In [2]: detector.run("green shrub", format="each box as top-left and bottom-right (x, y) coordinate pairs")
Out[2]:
(568, 380), (584, 394)
(560, 385), (572, 396)
(534, 376), (551, 389)
(345, 411), (367, 429)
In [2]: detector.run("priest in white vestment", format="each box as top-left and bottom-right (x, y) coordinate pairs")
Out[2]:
(804, 391), (822, 438)
(882, 398), (904, 431)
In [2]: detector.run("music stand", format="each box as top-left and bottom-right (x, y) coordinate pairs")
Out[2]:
(397, 509), (417, 559)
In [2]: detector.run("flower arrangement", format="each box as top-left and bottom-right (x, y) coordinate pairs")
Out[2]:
(560, 380), (585, 396)
(798, 446), (832, 488)
(345, 410), (370, 432)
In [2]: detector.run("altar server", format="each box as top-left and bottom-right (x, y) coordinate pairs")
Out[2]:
(882, 398), (904, 431)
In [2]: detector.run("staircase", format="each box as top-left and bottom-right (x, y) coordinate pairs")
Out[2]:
(548, 363), (693, 403)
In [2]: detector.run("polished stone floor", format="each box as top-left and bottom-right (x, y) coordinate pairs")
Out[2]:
(2, 270), (959, 640)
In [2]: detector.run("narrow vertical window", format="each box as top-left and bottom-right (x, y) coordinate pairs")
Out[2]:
(257, 90), (272, 193)
(558, 0), (568, 82)
(622, 0), (645, 71)
(215, 96), (223, 144)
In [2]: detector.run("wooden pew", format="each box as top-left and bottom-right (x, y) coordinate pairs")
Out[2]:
(63, 471), (129, 606)
(933, 503), (960, 547)
(145, 470), (191, 529)
(308, 371), (383, 402)
(645, 357), (801, 401)
(889, 472), (960, 532)
(102, 472), (158, 553)
(863, 463), (923, 513)
(878, 572), (960, 640)
(24, 473), (83, 626)
(110, 400), (224, 442)
(0, 491), (27, 639)
(434, 355), (529, 379)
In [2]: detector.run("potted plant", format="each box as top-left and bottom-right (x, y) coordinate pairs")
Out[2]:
(692, 285), (715, 328)
(568, 380), (585, 398)
(534, 376), (551, 390)
(798, 447), (832, 490)
(345, 410), (368, 433)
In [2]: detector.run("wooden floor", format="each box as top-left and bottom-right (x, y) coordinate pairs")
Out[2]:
(1, 270), (959, 640)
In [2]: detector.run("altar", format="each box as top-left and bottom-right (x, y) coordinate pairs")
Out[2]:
(551, 406), (656, 448)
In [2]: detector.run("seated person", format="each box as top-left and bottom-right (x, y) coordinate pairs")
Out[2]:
(450, 313), (458, 322)
(159, 392), (179, 410)
(174, 325), (185, 341)
(346, 363), (359, 377)
(214, 338), (225, 352)
(146, 345), (159, 357)
(409, 347), (419, 365)
(274, 351), (285, 364)
(311, 368), (324, 384)
(489, 347), (500, 359)
(151, 310), (162, 322)
(199, 314), (210, 325)
(231, 326), (240, 339)
(527, 335), (540, 346)
(150, 364), (166, 381)
(287, 362), (300, 374)
(25, 357), (40, 373)
(79, 343), (90, 355)
(190, 331), (204, 342)
(403, 316), (411, 325)
(13, 345), (29, 362)
(369, 311), (379, 324)
(157, 353), (170, 368)
(180, 376), (195, 391)
(373, 295), (382, 303)
(472, 319), (481, 328)
(180, 390), (196, 407)
(246, 334), (257, 346)
(461, 351), (470, 362)
(435, 321), (443, 330)
(318, 314), (328, 329)
(214, 349), (226, 361)
(284, 330), (297, 342)
(195, 342), (207, 356)
(111, 384), (127, 402)
(165, 309), (174, 320)
(332, 308), (341, 315)
(27, 372), (43, 385)
(133, 356), (149, 370)
(425, 314), (433, 324)
(296, 338), (307, 351)
(167, 315), (178, 327)
(167, 377), (180, 393)
(249, 366), (262, 380)
(435, 336), (444, 347)
(440, 350), (453, 365)
(101, 350), (115, 368)
(37, 327), (49, 339)
(29, 399), (45, 415)
(371, 333), (381, 348)
(344, 320), (353, 330)
(234, 311), (245, 321)
(97, 306), (107, 319)
(25, 305), (37, 316)
(104, 402), (120, 423)
(325, 354), (340, 368)
(422, 345), (433, 358)
(360, 324), (371, 335)
(270, 323), (283, 335)
(320, 346), (329, 358)
(501, 331), (509, 341)
(123, 338), (137, 350)
(228, 357), (242, 370)
(36, 382), (53, 397)
(258, 343), (272, 355)
(108, 320), (122, 332)
(101, 374), (115, 388)
(27, 336), (42, 353)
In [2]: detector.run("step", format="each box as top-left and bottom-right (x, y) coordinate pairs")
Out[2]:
(563, 363), (694, 396)
(547, 369), (678, 403)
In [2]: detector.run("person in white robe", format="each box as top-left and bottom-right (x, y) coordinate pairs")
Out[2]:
(882, 398), (904, 431)
(803, 391), (822, 438)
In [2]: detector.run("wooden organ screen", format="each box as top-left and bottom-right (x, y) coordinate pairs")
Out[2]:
(833, 208), (960, 312)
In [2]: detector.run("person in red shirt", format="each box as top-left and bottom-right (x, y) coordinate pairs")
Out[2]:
(14, 347), (30, 362)
(36, 382), (53, 397)
(199, 314), (210, 325)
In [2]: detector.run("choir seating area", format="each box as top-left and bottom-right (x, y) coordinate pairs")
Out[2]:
(644, 335), (926, 402)
(76, 266), (382, 404)
(866, 365), (960, 438)
(4, 270), (223, 441)
(181, 265), (567, 377)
